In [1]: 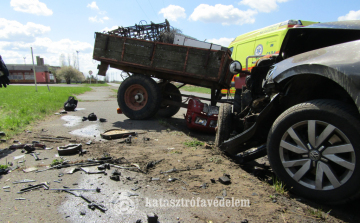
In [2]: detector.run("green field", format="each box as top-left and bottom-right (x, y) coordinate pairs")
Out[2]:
(0, 85), (92, 137)
(178, 85), (211, 94)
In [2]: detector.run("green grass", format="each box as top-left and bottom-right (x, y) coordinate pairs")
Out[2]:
(183, 139), (204, 147)
(0, 85), (91, 137)
(83, 83), (109, 87)
(0, 164), (9, 169)
(179, 85), (211, 94)
(272, 176), (287, 194)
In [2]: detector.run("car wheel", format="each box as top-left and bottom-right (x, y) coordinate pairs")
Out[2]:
(157, 83), (182, 117)
(118, 74), (161, 120)
(215, 103), (233, 148)
(267, 100), (360, 204)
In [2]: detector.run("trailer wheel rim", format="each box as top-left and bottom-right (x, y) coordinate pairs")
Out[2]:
(124, 84), (148, 110)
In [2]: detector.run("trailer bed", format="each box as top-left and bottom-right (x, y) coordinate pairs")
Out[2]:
(93, 32), (233, 89)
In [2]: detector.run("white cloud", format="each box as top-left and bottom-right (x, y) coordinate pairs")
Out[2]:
(239, 0), (289, 13)
(207, 37), (234, 47)
(89, 16), (109, 23)
(338, 10), (360, 21)
(101, 26), (118, 32)
(10, 0), (53, 16)
(158, 5), (186, 22)
(87, 1), (99, 10)
(0, 18), (51, 42)
(189, 4), (257, 25)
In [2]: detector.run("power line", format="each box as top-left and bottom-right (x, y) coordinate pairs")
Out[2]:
(135, 0), (150, 21)
(147, 0), (160, 19)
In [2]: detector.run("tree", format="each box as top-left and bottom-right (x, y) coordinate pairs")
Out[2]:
(57, 66), (83, 84)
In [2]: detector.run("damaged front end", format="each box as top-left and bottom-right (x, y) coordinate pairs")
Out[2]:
(219, 59), (282, 156)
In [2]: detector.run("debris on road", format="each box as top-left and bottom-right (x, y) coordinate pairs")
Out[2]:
(219, 175), (231, 185)
(100, 129), (137, 140)
(18, 182), (49, 193)
(13, 179), (36, 184)
(30, 153), (40, 161)
(80, 167), (105, 174)
(57, 144), (82, 156)
(110, 175), (120, 181)
(15, 198), (26, 200)
(88, 113), (97, 121)
(99, 118), (107, 122)
(0, 131), (5, 136)
(147, 213), (158, 223)
(50, 187), (101, 192)
(23, 167), (38, 173)
(146, 159), (164, 170)
(64, 96), (78, 111)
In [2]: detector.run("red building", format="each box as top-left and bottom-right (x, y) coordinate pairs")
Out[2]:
(7, 56), (57, 84)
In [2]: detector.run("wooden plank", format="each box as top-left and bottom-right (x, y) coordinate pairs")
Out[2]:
(153, 48), (186, 63)
(124, 43), (152, 57)
(123, 53), (152, 66)
(93, 48), (122, 61)
(152, 59), (184, 71)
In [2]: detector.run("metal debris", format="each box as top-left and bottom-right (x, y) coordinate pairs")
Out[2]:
(110, 175), (120, 181)
(13, 179), (36, 184)
(3, 186), (10, 189)
(80, 167), (105, 174)
(151, 177), (160, 181)
(18, 182), (49, 193)
(146, 159), (164, 170)
(50, 187), (101, 192)
(15, 198), (26, 200)
(160, 165), (203, 174)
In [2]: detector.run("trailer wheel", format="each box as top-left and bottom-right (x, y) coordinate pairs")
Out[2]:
(118, 74), (161, 120)
(215, 103), (233, 148)
(157, 83), (182, 117)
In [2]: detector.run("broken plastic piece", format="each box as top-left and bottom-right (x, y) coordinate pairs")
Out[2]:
(57, 144), (82, 156)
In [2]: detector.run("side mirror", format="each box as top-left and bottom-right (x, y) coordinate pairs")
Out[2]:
(229, 61), (242, 74)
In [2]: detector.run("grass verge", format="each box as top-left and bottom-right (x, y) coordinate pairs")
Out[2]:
(179, 85), (211, 94)
(0, 85), (91, 137)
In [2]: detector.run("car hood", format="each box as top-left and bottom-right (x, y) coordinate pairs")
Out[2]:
(269, 39), (360, 85)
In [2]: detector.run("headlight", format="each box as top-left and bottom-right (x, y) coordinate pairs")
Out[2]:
(229, 61), (242, 74)
(195, 117), (207, 126)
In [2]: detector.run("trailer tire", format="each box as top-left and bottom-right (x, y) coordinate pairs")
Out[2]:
(118, 74), (161, 120)
(215, 103), (233, 148)
(157, 83), (182, 117)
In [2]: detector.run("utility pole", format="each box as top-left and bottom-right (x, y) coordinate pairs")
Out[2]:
(30, 47), (37, 92)
(23, 57), (26, 65)
(76, 51), (80, 70)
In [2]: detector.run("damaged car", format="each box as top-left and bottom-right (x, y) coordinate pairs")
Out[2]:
(216, 20), (360, 204)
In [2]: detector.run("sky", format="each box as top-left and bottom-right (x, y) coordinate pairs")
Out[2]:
(1, 0), (360, 81)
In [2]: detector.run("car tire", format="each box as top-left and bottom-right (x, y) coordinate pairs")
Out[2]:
(267, 99), (360, 204)
(118, 74), (161, 120)
(157, 83), (182, 117)
(215, 103), (233, 148)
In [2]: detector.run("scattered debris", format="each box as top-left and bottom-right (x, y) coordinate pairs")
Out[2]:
(99, 118), (107, 122)
(0, 131), (5, 136)
(219, 175), (231, 185)
(110, 175), (120, 181)
(58, 144), (82, 156)
(132, 186), (141, 191)
(80, 167), (105, 174)
(13, 179), (36, 184)
(86, 140), (92, 145)
(18, 182), (49, 193)
(13, 154), (25, 160)
(30, 153), (40, 161)
(143, 137), (150, 141)
(50, 187), (101, 192)
(210, 178), (216, 183)
(146, 159), (164, 170)
(82, 116), (88, 121)
(200, 183), (207, 189)
(64, 96), (78, 111)
(23, 167), (38, 173)
(15, 198), (26, 200)
(151, 177), (160, 181)
(100, 129), (137, 140)
(61, 190), (107, 212)
(112, 169), (121, 175)
(223, 189), (227, 197)
(161, 165), (203, 174)
(88, 113), (97, 121)
(60, 111), (67, 114)
(3, 186), (10, 189)
(147, 213), (158, 223)
(67, 167), (80, 174)
(9, 143), (46, 152)
(80, 211), (86, 216)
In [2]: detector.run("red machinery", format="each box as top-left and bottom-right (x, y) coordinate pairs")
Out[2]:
(185, 98), (218, 133)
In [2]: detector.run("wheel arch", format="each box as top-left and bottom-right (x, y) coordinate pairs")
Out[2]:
(273, 64), (360, 113)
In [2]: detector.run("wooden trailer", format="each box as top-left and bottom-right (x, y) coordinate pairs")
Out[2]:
(93, 32), (234, 120)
